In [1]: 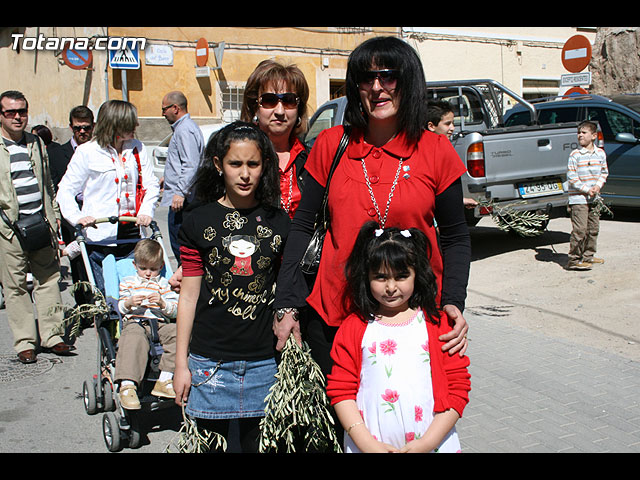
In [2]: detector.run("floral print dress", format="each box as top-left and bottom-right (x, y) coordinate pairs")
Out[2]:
(344, 309), (461, 453)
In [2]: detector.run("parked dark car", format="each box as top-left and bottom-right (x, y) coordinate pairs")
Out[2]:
(504, 94), (640, 209)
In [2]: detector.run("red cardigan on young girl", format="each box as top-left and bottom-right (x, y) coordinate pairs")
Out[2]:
(327, 310), (471, 417)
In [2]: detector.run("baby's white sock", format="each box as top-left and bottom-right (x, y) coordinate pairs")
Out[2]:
(159, 371), (173, 382)
(120, 380), (135, 389)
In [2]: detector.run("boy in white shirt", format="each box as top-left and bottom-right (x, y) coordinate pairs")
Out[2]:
(115, 239), (178, 409)
(566, 120), (609, 270)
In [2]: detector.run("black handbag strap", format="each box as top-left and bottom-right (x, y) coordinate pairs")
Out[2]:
(319, 125), (351, 228)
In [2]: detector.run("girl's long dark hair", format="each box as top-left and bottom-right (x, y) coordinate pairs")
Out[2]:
(344, 221), (440, 324)
(193, 121), (281, 209)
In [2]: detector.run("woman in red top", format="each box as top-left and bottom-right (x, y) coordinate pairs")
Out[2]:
(273, 36), (471, 376)
(241, 59), (311, 220)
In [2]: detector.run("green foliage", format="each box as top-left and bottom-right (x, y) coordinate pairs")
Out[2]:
(50, 281), (108, 340)
(591, 194), (614, 218)
(259, 334), (342, 453)
(477, 198), (550, 237)
(165, 404), (227, 453)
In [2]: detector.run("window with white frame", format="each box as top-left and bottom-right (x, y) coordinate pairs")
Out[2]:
(220, 83), (245, 122)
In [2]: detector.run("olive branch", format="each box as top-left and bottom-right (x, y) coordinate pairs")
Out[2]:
(259, 334), (342, 453)
(477, 198), (550, 237)
(165, 403), (227, 453)
(591, 194), (614, 218)
(50, 281), (109, 341)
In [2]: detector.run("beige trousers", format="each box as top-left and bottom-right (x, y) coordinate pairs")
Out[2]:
(0, 233), (64, 353)
(114, 319), (177, 386)
(568, 203), (600, 265)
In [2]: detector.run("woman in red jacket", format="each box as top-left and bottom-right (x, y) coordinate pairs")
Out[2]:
(326, 222), (470, 453)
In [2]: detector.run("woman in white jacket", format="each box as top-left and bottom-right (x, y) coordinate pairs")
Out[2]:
(57, 100), (160, 293)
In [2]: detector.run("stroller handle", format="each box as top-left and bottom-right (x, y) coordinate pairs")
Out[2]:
(73, 216), (171, 287)
(74, 216), (162, 242)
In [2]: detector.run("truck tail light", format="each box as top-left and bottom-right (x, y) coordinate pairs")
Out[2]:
(597, 130), (604, 148)
(467, 142), (486, 178)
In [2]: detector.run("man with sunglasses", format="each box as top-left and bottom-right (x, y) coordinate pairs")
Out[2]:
(160, 91), (204, 265)
(48, 105), (95, 306)
(0, 90), (73, 364)
(48, 105), (94, 190)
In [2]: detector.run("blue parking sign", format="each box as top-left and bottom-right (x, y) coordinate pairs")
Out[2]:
(62, 46), (92, 70)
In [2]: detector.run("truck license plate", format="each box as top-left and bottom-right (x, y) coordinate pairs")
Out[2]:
(518, 179), (564, 198)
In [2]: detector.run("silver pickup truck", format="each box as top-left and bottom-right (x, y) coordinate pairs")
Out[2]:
(304, 79), (589, 228)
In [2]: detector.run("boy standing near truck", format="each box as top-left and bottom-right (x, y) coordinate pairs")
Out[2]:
(427, 100), (478, 209)
(566, 120), (608, 271)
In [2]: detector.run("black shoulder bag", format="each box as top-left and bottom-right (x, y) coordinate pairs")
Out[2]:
(299, 126), (350, 275)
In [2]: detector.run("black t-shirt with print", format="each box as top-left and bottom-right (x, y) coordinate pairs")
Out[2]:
(179, 201), (290, 361)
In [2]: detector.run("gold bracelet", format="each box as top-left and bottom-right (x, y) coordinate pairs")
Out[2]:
(347, 421), (364, 435)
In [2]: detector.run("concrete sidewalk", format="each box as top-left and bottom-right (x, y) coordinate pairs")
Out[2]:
(460, 314), (640, 452)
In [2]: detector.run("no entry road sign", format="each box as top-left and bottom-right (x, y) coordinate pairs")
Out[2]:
(562, 35), (592, 73)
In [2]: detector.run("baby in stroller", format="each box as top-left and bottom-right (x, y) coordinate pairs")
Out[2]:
(114, 238), (178, 410)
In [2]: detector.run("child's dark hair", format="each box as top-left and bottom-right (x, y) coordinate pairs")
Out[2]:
(193, 121), (280, 208)
(344, 221), (440, 324)
(427, 100), (454, 127)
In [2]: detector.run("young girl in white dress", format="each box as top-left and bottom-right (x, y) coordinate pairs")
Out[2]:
(327, 221), (471, 453)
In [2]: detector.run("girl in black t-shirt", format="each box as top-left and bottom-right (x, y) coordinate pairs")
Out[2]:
(173, 122), (290, 452)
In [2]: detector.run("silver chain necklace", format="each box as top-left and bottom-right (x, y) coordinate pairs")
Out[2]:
(361, 156), (404, 228)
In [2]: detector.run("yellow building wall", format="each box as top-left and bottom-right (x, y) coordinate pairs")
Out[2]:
(106, 27), (398, 120)
(1, 26), (598, 143)
(0, 26), (108, 142)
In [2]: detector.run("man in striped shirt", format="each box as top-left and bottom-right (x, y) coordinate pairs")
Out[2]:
(566, 120), (609, 271)
(0, 90), (73, 364)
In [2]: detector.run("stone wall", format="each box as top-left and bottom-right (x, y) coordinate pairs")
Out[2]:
(590, 27), (640, 95)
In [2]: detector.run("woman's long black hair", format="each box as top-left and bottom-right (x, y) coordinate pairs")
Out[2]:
(344, 36), (429, 142)
(193, 121), (281, 209)
(344, 221), (440, 324)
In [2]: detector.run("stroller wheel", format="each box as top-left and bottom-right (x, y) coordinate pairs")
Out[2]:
(103, 412), (122, 452)
(102, 380), (115, 412)
(83, 377), (98, 415)
(127, 412), (142, 449)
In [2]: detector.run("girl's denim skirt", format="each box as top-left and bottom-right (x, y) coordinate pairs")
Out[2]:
(185, 353), (277, 420)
